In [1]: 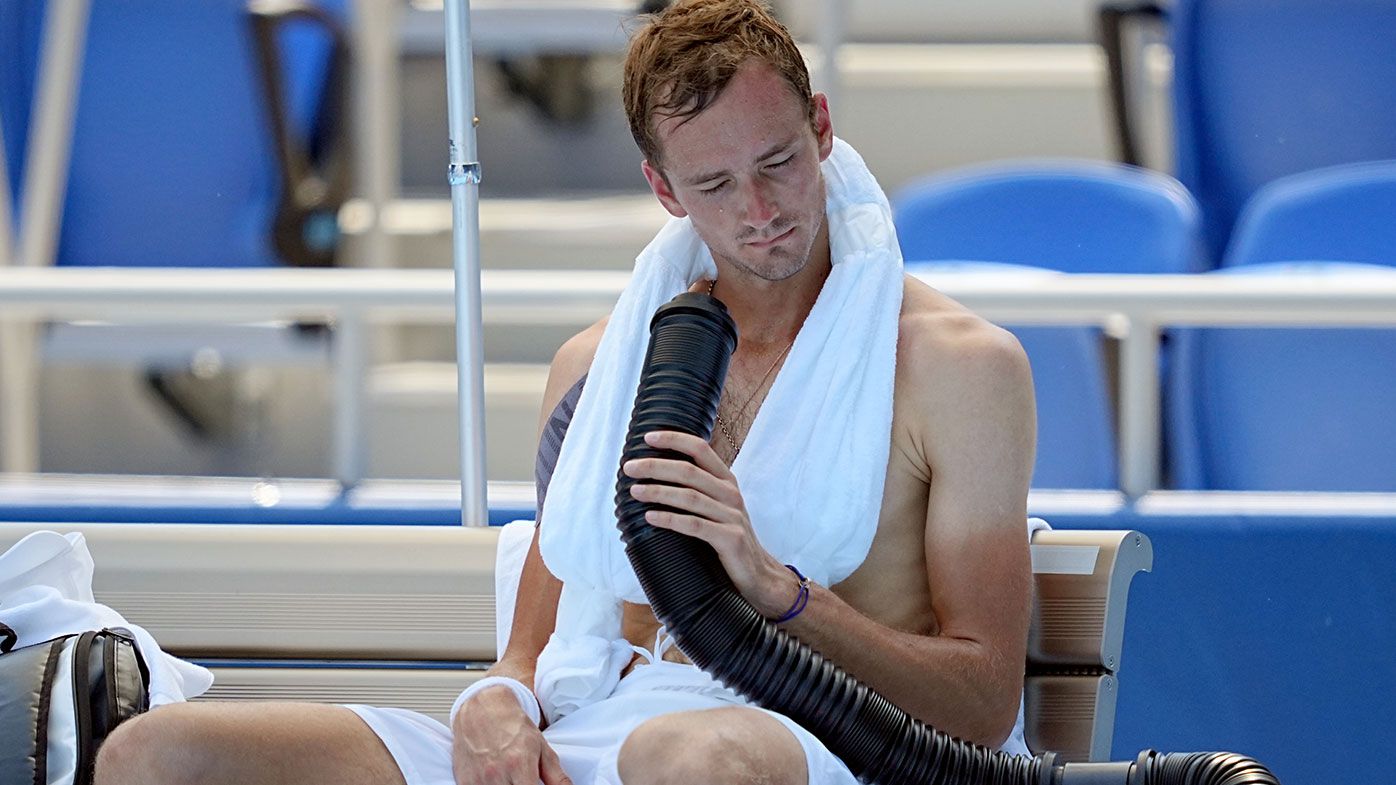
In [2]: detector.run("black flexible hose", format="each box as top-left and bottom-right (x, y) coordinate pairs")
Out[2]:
(614, 292), (1280, 785)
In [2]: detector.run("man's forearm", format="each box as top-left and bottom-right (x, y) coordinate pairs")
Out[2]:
(485, 656), (536, 685)
(491, 530), (563, 682)
(777, 583), (1022, 748)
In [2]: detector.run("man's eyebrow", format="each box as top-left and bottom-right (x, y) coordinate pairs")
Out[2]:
(681, 138), (799, 186)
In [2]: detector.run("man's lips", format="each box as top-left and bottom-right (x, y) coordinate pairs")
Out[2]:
(746, 226), (795, 248)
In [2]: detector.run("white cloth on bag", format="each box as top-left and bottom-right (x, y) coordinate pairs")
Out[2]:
(0, 530), (214, 705)
(534, 137), (905, 723)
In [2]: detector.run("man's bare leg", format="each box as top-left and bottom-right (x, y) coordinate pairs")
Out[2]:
(616, 706), (808, 785)
(95, 702), (407, 785)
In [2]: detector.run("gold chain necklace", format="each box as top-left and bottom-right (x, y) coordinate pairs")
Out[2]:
(707, 278), (794, 460)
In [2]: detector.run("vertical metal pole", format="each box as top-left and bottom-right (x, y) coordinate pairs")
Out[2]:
(0, 324), (39, 473)
(0, 81), (24, 473)
(19, 0), (89, 271)
(1119, 317), (1161, 498)
(332, 311), (367, 486)
(350, 0), (400, 270)
(443, 0), (489, 527)
(0, 116), (13, 266)
(342, 0), (400, 487)
(2, 0), (90, 474)
(817, 0), (844, 118)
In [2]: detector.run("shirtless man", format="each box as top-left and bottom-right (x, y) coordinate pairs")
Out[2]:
(94, 2), (1033, 784)
(484, 6), (1037, 773)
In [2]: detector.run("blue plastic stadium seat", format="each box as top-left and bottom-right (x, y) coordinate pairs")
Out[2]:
(1168, 162), (1396, 491)
(1224, 161), (1396, 268)
(3, 0), (344, 268)
(1170, 0), (1396, 260)
(893, 161), (1203, 490)
(894, 161), (1204, 274)
(0, 3), (351, 451)
(0, 2), (41, 212)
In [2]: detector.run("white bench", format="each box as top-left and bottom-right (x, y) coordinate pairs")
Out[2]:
(0, 522), (1149, 761)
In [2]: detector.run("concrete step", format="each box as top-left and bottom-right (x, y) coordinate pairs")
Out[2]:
(366, 361), (549, 483)
(39, 362), (551, 484)
(395, 43), (1170, 197)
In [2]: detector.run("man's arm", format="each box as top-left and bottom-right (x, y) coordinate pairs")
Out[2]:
(451, 322), (603, 785)
(783, 318), (1035, 746)
(628, 313), (1035, 748)
(486, 319), (606, 691)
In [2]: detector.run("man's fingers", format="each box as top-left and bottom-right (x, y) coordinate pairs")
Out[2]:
(624, 454), (706, 486)
(630, 482), (728, 521)
(624, 456), (738, 507)
(643, 430), (733, 477)
(538, 742), (572, 785)
(644, 510), (714, 541)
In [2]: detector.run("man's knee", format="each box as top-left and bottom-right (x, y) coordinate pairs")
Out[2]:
(617, 707), (806, 785)
(95, 701), (405, 785)
(95, 704), (213, 785)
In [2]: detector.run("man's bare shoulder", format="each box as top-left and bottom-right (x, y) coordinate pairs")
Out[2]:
(536, 316), (610, 434)
(552, 316), (610, 380)
(897, 275), (1031, 388)
(894, 275), (1035, 462)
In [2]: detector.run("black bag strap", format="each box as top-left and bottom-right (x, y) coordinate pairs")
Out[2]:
(103, 628), (150, 691)
(0, 622), (16, 653)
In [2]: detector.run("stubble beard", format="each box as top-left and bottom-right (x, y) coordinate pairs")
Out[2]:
(719, 210), (825, 284)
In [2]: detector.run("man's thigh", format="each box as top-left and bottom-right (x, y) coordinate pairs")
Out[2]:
(616, 706), (810, 785)
(96, 701), (406, 785)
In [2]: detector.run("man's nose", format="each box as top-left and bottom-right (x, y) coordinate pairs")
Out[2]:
(741, 179), (778, 229)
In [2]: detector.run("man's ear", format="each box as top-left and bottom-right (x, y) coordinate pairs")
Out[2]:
(812, 93), (834, 162)
(641, 159), (688, 218)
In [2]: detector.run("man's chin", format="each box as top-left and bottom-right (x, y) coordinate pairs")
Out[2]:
(730, 255), (806, 283)
(713, 235), (816, 283)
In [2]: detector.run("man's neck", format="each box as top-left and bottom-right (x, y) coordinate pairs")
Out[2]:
(711, 220), (832, 348)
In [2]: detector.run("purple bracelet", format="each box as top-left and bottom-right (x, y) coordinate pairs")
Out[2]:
(774, 564), (811, 623)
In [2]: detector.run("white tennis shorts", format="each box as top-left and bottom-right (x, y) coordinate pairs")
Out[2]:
(348, 658), (1028, 785)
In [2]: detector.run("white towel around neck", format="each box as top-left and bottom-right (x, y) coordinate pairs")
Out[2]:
(534, 138), (904, 721)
